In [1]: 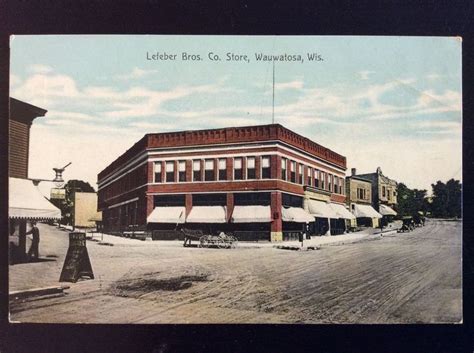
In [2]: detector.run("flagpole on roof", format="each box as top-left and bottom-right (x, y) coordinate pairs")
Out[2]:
(272, 60), (275, 124)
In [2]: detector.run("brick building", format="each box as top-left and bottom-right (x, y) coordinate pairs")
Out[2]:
(97, 124), (350, 241)
(345, 168), (382, 228)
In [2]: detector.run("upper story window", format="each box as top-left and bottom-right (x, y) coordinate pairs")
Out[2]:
(281, 158), (287, 180)
(314, 169), (319, 188)
(382, 186), (386, 197)
(247, 157), (256, 179)
(298, 164), (303, 184)
(165, 161), (175, 182)
(205, 159), (215, 181)
(321, 171), (325, 190)
(340, 177), (344, 194)
(218, 158), (227, 180)
(234, 157), (243, 180)
(154, 162), (162, 183)
(261, 156), (271, 179)
(193, 160), (202, 181)
(328, 173), (332, 192)
(307, 167), (312, 186)
(290, 161), (296, 183)
(178, 161), (186, 182)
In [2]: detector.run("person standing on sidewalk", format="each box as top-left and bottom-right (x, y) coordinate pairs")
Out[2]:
(26, 221), (40, 261)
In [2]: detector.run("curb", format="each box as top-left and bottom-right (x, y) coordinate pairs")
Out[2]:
(9, 285), (70, 301)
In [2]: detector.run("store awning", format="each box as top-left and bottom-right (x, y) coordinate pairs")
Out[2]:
(9, 177), (62, 220)
(330, 203), (356, 220)
(186, 206), (227, 223)
(379, 204), (397, 216)
(231, 205), (271, 223)
(282, 207), (314, 223)
(147, 206), (186, 224)
(352, 204), (382, 218)
(307, 199), (338, 218)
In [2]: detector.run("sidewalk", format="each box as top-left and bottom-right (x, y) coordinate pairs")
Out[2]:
(83, 224), (399, 249)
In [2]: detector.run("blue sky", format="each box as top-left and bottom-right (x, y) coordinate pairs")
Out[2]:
(10, 35), (462, 193)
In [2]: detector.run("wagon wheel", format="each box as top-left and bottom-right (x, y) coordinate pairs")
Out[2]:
(199, 235), (208, 248)
(230, 236), (238, 248)
(217, 238), (227, 249)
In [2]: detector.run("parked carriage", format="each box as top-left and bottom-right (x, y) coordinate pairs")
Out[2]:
(182, 228), (238, 248)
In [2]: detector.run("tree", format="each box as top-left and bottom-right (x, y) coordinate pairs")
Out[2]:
(430, 179), (462, 218)
(51, 180), (95, 225)
(396, 183), (428, 217)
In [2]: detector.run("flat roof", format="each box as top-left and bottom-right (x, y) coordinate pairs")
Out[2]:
(98, 124), (347, 180)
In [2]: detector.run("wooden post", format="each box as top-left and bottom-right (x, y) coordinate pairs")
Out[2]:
(18, 220), (27, 262)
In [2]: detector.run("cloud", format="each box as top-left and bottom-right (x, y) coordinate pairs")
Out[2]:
(358, 70), (375, 80)
(28, 64), (54, 74)
(115, 67), (158, 80)
(9, 74), (21, 87)
(275, 80), (303, 90)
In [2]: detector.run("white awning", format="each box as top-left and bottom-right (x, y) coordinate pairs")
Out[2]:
(231, 205), (271, 223)
(186, 206), (227, 223)
(307, 199), (338, 218)
(379, 204), (397, 216)
(352, 204), (382, 218)
(282, 207), (314, 223)
(147, 206), (186, 224)
(329, 203), (356, 220)
(9, 177), (62, 220)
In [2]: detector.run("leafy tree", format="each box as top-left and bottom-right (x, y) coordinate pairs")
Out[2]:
(396, 183), (428, 217)
(51, 180), (95, 225)
(430, 179), (462, 218)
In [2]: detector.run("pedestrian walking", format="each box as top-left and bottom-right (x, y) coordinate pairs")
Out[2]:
(26, 221), (40, 261)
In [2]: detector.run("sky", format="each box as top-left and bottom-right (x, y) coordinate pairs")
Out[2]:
(9, 35), (462, 195)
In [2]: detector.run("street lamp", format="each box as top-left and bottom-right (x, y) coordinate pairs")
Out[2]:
(53, 162), (72, 188)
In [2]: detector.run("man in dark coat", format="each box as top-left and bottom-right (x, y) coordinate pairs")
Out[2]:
(26, 221), (40, 261)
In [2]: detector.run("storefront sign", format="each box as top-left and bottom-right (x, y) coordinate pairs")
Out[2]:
(59, 232), (94, 283)
(50, 188), (66, 200)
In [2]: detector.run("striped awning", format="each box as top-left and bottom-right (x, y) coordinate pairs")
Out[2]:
(147, 207), (186, 224)
(329, 203), (356, 220)
(231, 205), (271, 223)
(9, 177), (62, 220)
(352, 204), (382, 218)
(379, 204), (397, 216)
(186, 206), (227, 223)
(282, 207), (314, 223)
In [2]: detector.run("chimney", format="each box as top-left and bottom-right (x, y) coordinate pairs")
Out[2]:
(351, 168), (356, 176)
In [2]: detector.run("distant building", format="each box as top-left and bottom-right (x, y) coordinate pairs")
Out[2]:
(352, 167), (398, 225)
(97, 124), (351, 241)
(74, 192), (102, 228)
(346, 168), (382, 228)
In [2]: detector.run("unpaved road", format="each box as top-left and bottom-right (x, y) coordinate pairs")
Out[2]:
(10, 219), (461, 323)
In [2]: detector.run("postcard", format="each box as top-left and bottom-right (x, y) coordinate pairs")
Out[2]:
(8, 35), (462, 324)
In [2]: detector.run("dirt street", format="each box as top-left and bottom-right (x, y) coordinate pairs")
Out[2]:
(9, 219), (462, 324)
